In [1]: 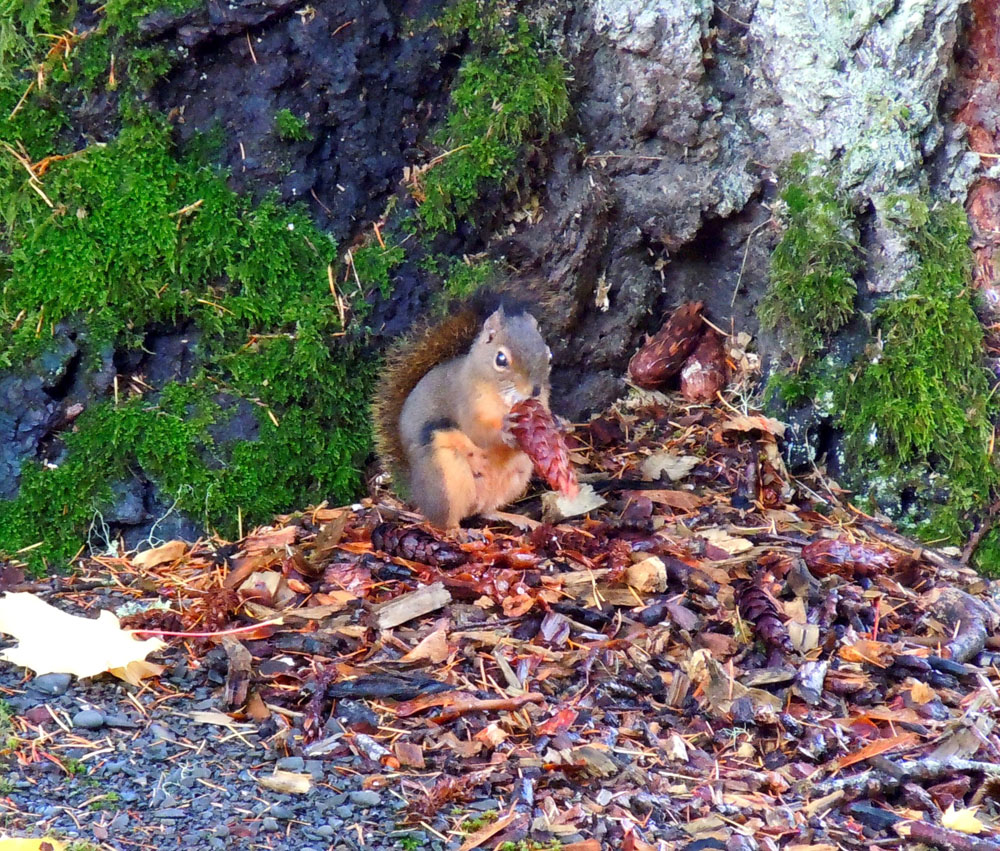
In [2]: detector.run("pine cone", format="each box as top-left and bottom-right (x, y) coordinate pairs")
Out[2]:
(371, 522), (468, 569)
(680, 330), (729, 402)
(801, 538), (899, 578)
(628, 301), (704, 389)
(505, 398), (579, 497)
(737, 582), (792, 654)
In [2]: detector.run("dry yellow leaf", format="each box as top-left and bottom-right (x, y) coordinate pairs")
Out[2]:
(540, 483), (606, 522)
(839, 639), (894, 668)
(0, 839), (66, 850)
(0, 593), (166, 683)
(721, 414), (787, 437)
(257, 770), (313, 795)
(640, 451), (699, 482)
(699, 527), (753, 554)
(909, 680), (936, 704)
(131, 539), (187, 568)
(941, 804), (985, 834)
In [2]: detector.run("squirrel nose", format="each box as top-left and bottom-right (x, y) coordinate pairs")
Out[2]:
(532, 384), (541, 397)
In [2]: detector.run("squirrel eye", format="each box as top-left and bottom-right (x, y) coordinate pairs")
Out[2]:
(494, 349), (510, 370)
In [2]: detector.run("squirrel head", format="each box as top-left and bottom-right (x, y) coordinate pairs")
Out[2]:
(465, 304), (551, 407)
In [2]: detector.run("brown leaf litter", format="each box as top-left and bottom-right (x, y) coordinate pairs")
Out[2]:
(2, 317), (1000, 849)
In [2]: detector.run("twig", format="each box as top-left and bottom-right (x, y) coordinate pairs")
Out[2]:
(960, 498), (1000, 564)
(431, 693), (545, 724)
(804, 756), (1000, 796)
(897, 819), (1000, 851)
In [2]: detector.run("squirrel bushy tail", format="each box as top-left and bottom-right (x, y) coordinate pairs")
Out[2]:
(371, 289), (539, 482)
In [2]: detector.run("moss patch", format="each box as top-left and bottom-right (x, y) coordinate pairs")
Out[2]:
(0, 113), (373, 570)
(837, 198), (997, 541)
(414, 5), (570, 233)
(344, 3), (570, 306)
(767, 185), (998, 547)
(759, 155), (862, 358)
(274, 108), (312, 142)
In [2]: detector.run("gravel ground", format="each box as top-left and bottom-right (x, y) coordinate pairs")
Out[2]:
(0, 659), (458, 851)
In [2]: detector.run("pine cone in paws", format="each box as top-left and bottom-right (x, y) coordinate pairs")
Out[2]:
(505, 398), (579, 497)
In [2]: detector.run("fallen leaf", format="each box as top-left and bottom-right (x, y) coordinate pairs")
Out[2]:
(640, 452), (699, 482)
(0, 841), (66, 850)
(394, 741), (425, 768)
(909, 680), (936, 704)
(541, 483), (606, 522)
(836, 732), (918, 770)
(131, 539), (187, 568)
(639, 489), (705, 511)
(257, 770), (313, 795)
(698, 527), (753, 554)
(473, 722), (508, 747)
(401, 628), (451, 663)
(0, 593), (166, 684)
(941, 804), (985, 834)
(839, 639), (894, 668)
(721, 414), (786, 437)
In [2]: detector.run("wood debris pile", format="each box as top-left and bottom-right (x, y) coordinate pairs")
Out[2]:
(5, 312), (1000, 850)
(26, 390), (1000, 851)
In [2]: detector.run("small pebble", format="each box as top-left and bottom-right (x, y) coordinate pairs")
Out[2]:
(72, 709), (105, 729)
(155, 808), (187, 819)
(348, 789), (381, 807)
(276, 756), (304, 771)
(261, 817), (280, 832)
(28, 673), (71, 696)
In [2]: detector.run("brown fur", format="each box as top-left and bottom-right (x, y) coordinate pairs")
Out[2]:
(372, 292), (552, 527)
(371, 307), (482, 479)
(416, 429), (534, 528)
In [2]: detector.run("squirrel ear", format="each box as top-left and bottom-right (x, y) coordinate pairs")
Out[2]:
(481, 307), (505, 344)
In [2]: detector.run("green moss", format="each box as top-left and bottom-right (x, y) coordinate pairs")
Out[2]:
(274, 108), (313, 142)
(973, 528), (1000, 577)
(0, 0), (59, 87)
(837, 199), (997, 542)
(419, 252), (495, 306)
(759, 154), (862, 358)
(417, 8), (570, 232)
(837, 201), (996, 540)
(102, 0), (202, 34)
(0, 118), (375, 571)
(764, 175), (997, 550)
(350, 237), (406, 300)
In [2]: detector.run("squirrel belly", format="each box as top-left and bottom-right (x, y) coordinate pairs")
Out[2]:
(399, 358), (533, 528)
